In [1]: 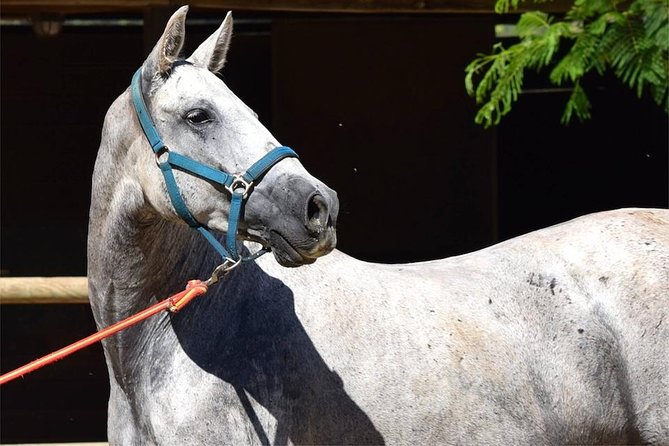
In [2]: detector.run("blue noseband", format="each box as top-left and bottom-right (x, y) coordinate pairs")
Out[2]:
(130, 64), (298, 268)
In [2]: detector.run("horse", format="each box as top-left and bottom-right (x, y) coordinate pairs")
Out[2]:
(88, 6), (669, 445)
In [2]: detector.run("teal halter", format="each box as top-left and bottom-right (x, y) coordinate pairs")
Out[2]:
(130, 64), (298, 267)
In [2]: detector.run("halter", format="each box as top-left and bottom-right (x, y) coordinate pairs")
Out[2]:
(130, 63), (298, 278)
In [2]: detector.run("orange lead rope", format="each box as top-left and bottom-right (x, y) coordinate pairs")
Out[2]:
(0, 280), (208, 386)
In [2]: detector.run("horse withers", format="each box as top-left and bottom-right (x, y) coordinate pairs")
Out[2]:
(88, 6), (669, 445)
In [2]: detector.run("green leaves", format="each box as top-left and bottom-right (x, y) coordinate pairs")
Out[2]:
(466, 0), (669, 127)
(465, 11), (569, 126)
(562, 81), (591, 124)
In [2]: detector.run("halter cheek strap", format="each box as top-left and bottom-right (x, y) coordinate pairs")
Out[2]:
(130, 66), (298, 264)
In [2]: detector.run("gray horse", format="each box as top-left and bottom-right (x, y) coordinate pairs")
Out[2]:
(88, 6), (669, 445)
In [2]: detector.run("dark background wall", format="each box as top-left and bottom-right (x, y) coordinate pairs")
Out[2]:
(497, 77), (668, 239)
(1, 12), (667, 443)
(273, 16), (497, 261)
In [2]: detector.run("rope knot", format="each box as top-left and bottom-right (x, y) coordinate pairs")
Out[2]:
(168, 280), (208, 313)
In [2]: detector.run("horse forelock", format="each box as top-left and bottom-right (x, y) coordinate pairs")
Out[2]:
(145, 59), (193, 96)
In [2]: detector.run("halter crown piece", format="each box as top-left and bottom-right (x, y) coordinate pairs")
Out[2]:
(130, 63), (298, 275)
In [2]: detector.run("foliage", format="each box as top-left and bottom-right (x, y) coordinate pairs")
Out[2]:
(465, 0), (669, 127)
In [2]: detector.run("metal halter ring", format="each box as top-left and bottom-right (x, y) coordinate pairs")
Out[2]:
(155, 146), (170, 166)
(225, 175), (253, 198)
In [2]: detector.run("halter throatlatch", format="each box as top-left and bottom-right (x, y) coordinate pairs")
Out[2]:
(130, 64), (298, 281)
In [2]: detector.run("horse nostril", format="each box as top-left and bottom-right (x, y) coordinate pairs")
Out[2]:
(307, 193), (329, 233)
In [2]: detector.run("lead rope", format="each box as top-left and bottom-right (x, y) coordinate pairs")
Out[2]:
(0, 242), (246, 386)
(0, 279), (210, 385)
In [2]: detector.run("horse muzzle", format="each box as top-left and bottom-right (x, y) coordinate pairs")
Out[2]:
(247, 177), (339, 267)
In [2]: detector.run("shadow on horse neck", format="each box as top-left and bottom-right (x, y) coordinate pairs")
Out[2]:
(170, 260), (385, 445)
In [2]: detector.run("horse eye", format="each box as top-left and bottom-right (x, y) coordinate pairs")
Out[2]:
(185, 109), (212, 125)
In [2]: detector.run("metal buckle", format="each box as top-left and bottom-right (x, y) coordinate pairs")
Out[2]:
(205, 257), (242, 286)
(155, 146), (170, 166)
(225, 175), (253, 198)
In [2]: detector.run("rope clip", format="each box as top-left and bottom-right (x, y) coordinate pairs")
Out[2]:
(205, 257), (242, 286)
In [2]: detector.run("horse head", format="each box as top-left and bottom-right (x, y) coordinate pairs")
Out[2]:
(133, 6), (338, 267)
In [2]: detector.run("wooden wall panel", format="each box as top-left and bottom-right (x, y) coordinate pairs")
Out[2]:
(1, 0), (573, 15)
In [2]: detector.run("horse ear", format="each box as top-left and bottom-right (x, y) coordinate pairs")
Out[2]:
(188, 11), (233, 73)
(141, 6), (188, 90)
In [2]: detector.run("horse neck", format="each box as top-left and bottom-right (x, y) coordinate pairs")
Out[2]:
(88, 91), (218, 326)
(90, 188), (215, 318)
